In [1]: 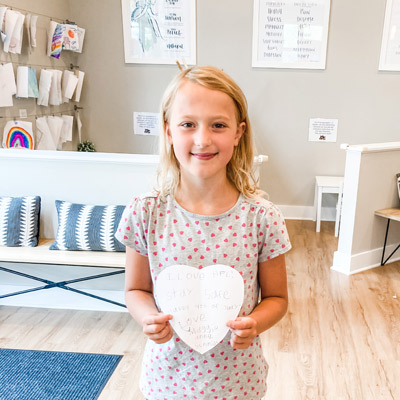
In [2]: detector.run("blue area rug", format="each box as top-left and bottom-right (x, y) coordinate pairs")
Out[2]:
(0, 348), (122, 400)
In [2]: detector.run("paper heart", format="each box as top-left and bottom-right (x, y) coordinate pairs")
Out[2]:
(156, 264), (244, 354)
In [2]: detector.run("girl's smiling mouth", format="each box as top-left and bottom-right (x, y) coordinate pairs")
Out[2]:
(190, 152), (218, 160)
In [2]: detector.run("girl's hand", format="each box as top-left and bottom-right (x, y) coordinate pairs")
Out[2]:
(142, 313), (174, 344)
(226, 317), (258, 349)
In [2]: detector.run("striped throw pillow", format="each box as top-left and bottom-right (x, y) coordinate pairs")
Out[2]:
(0, 196), (41, 247)
(50, 200), (125, 252)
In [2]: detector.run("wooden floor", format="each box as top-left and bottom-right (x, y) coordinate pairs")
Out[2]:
(1, 220), (399, 399)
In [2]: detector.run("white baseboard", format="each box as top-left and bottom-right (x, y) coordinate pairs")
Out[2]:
(277, 205), (337, 221)
(331, 243), (400, 275)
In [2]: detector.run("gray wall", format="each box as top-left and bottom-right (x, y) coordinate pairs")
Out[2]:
(354, 150), (400, 254)
(333, 145), (400, 274)
(3, 0), (400, 209)
(70, 0), (400, 208)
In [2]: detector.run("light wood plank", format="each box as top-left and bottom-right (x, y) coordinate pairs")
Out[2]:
(1, 220), (399, 399)
(375, 208), (400, 222)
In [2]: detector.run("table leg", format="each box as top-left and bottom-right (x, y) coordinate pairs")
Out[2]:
(381, 219), (390, 265)
(380, 219), (400, 266)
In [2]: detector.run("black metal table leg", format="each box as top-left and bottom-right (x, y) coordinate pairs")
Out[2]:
(380, 219), (400, 266)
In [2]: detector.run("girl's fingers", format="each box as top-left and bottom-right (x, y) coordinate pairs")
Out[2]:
(228, 317), (258, 349)
(227, 317), (256, 331)
(230, 333), (251, 349)
(148, 323), (172, 339)
(143, 313), (173, 326)
(142, 313), (174, 343)
(228, 326), (253, 339)
(149, 324), (174, 344)
(144, 318), (171, 334)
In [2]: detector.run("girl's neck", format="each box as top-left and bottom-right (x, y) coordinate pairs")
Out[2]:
(174, 175), (240, 216)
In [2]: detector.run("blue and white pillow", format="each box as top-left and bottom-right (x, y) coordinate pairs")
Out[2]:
(50, 200), (125, 252)
(0, 196), (41, 247)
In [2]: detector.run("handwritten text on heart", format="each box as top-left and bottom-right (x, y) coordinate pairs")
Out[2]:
(156, 264), (244, 354)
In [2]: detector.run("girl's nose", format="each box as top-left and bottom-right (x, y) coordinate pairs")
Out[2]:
(194, 126), (212, 147)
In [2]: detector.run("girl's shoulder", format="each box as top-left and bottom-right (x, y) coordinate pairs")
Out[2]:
(128, 190), (161, 203)
(132, 190), (159, 203)
(128, 191), (169, 211)
(241, 194), (281, 214)
(240, 195), (287, 226)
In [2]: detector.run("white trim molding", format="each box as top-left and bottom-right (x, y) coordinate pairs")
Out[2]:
(332, 243), (400, 275)
(277, 205), (337, 222)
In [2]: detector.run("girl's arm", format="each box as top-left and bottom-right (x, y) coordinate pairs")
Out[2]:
(226, 253), (288, 349)
(125, 247), (173, 344)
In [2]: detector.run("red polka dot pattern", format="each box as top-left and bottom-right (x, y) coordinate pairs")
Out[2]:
(116, 192), (291, 399)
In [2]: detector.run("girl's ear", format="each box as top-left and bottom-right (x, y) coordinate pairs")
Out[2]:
(165, 122), (173, 145)
(234, 122), (246, 146)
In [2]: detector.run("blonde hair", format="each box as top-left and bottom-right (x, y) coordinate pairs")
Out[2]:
(157, 65), (262, 199)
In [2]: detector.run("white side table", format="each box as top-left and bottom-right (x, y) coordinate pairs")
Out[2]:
(314, 176), (344, 236)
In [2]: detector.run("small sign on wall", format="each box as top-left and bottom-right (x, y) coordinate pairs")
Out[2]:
(308, 118), (338, 142)
(133, 112), (160, 136)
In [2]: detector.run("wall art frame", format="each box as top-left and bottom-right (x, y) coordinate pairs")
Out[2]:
(121, 0), (196, 65)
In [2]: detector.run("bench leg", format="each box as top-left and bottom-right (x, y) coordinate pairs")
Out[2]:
(58, 270), (126, 308)
(0, 266), (126, 308)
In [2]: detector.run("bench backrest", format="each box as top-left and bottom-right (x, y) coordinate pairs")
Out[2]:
(1, 150), (159, 239)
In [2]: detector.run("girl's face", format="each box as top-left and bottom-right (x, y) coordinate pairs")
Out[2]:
(166, 80), (245, 183)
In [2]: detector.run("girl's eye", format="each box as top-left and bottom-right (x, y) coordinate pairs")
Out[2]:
(181, 122), (194, 128)
(214, 123), (226, 129)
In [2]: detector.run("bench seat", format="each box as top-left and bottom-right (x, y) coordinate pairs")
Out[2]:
(0, 238), (126, 268)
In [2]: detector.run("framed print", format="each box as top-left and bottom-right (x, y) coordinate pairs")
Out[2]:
(121, 0), (196, 65)
(379, 0), (400, 71)
(252, 0), (331, 69)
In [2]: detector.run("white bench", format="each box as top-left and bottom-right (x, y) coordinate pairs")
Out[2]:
(0, 149), (159, 311)
(0, 239), (127, 309)
(0, 238), (127, 308)
(0, 149), (268, 310)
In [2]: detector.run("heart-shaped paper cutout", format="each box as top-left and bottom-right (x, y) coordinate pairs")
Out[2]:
(156, 264), (244, 354)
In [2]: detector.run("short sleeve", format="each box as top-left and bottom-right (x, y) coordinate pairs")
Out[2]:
(115, 197), (149, 256)
(258, 204), (291, 262)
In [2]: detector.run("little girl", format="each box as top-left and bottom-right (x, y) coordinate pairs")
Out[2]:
(116, 65), (291, 400)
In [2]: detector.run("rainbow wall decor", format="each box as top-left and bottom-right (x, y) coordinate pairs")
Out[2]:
(2, 121), (34, 149)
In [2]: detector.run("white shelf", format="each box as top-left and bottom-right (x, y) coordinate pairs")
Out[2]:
(0, 148), (160, 165)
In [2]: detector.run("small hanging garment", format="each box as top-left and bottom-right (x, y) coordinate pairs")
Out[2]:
(8, 11), (24, 54)
(36, 117), (56, 150)
(48, 69), (63, 105)
(0, 63), (16, 107)
(37, 69), (53, 106)
(16, 66), (29, 98)
(28, 67), (39, 98)
(30, 15), (38, 47)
